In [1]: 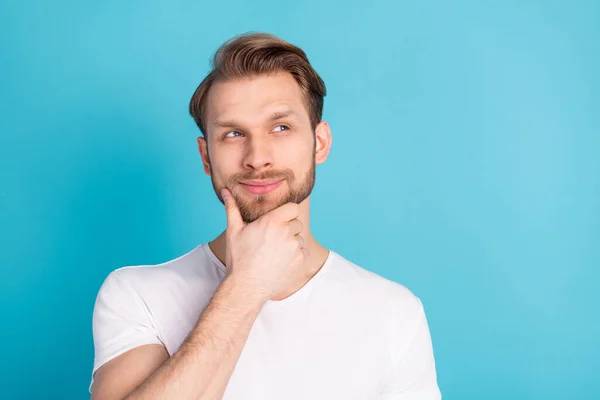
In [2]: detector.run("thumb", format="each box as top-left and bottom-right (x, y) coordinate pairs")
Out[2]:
(221, 188), (244, 232)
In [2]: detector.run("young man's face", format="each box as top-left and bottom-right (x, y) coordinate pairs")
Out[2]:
(198, 71), (331, 224)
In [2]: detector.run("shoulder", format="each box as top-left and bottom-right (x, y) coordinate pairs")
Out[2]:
(91, 243), (220, 350)
(331, 251), (430, 356)
(330, 251), (423, 312)
(330, 252), (426, 341)
(94, 243), (218, 303)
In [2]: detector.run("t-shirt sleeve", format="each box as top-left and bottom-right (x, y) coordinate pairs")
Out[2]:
(90, 269), (164, 390)
(378, 298), (442, 400)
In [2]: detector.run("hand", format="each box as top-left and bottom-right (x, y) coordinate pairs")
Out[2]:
(220, 188), (309, 302)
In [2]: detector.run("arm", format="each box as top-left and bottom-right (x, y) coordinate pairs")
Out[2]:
(91, 272), (266, 400)
(92, 189), (305, 399)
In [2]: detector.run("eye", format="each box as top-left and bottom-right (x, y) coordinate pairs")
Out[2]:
(224, 130), (243, 138)
(272, 124), (290, 132)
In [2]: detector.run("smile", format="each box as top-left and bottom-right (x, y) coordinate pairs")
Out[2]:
(239, 179), (284, 195)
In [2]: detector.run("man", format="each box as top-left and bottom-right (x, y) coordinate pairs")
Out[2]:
(90, 32), (441, 399)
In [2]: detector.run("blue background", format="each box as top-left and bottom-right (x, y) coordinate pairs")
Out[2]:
(1, 0), (598, 399)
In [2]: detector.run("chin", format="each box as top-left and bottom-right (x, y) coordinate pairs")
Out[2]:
(236, 193), (290, 223)
(244, 193), (285, 208)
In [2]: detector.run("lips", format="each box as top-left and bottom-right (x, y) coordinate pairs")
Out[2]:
(238, 179), (284, 195)
(239, 179), (284, 186)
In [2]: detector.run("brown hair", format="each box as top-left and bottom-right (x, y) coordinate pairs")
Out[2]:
(189, 32), (327, 136)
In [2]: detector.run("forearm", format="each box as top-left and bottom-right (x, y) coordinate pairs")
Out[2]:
(125, 273), (265, 400)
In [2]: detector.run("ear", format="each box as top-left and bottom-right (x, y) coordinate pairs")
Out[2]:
(314, 121), (332, 165)
(197, 136), (211, 176)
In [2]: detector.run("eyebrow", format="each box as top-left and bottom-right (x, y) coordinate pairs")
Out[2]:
(212, 109), (298, 129)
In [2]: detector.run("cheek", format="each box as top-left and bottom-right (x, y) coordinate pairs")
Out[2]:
(207, 158), (230, 183)
(279, 137), (313, 164)
(298, 143), (316, 169)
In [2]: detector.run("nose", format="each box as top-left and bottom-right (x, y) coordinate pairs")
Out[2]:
(242, 136), (273, 171)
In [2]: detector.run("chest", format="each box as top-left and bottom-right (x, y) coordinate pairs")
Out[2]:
(157, 290), (390, 399)
(222, 312), (387, 400)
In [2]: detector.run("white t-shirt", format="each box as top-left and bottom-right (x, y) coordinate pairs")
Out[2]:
(91, 243), (441, 399)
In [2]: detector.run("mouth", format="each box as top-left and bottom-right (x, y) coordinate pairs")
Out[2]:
(238, 179), (285, 195)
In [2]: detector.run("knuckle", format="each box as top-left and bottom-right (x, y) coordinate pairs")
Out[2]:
(289, 240), (298, 251)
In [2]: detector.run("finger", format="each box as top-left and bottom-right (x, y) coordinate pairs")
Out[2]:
(287, 219), (303, 236)
(267, 202), (301, 222)
(301, 246), (310, 259)
(221, 188), (244, 233)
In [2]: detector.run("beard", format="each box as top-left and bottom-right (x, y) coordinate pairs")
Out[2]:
(210, 153), (316, 224)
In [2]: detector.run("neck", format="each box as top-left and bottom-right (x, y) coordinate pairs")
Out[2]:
(208, 196), (329, 301)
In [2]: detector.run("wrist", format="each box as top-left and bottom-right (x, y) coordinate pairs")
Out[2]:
(220, 271), (269, 310)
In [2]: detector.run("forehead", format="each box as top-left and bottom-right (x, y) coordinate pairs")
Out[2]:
(205, 72), (309, 130)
